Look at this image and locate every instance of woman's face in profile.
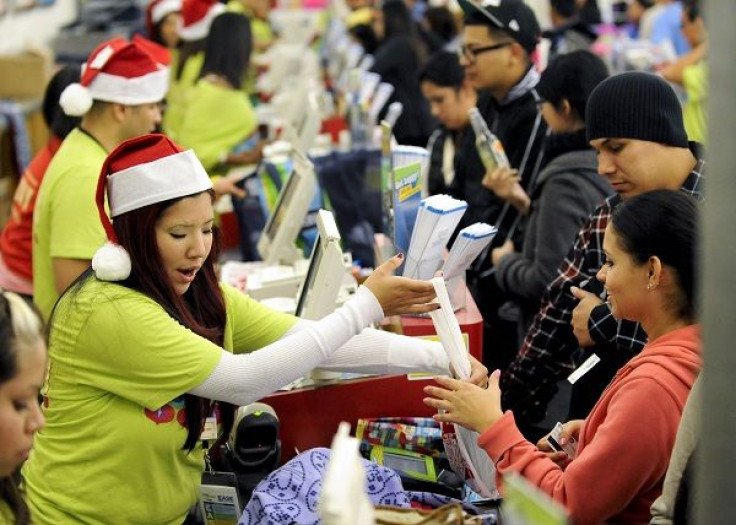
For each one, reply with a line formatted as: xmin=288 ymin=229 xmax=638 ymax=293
xmin=154 ymin=192 xmax=215 ymax=296
xmin=0 ymin=342 xmax=46 ymax=476
xmin=597 ymin=224 xmax=650 ymax=321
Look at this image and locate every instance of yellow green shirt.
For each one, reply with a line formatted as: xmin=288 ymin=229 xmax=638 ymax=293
xmin=163 ymin=51 xmax=205 ymax=141
xmin=682 ymin=61 xmax=707 ymax=145
xmin=177 ymin=80 xmax=258 ymax=173
xmin=32 ymin=128 xmax=108 ymax=320
xmin=23 ymin=279 xmax=295 ymax=524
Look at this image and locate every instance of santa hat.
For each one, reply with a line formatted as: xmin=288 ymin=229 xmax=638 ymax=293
xmin=59 ymin=37 xmax=169 ymax=117
xmin=132 ymin=34 xmax=173 ymax=68
xmin=179 ymin=0 xmax=226 ymax=42
xmin=145 ymin=0 xmax=182 ymax=36
xmin=92 ymin=134 xmax=213 ymax=281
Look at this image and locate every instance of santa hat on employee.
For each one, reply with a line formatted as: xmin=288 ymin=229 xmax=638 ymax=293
xmin=132 ymin=34 xmax=173 ymax=69
xmin=92 ymin=134 xmax=213 ymax=281
xmin=145 ymin=0 xmax=182 ymax=36
xmin=59 ymin=37 xmax=169 ymax=117
xmin=179 ymin=0 xmax=226 ymax=42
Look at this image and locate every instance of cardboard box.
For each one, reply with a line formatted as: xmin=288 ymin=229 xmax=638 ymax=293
xmin=0 ymin=48 xmax=54 ymax=100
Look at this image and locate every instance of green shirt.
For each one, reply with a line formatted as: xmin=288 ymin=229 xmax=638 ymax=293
xmin=177 ymin=80 xmax=257 ymax=173
xmin=682 ymin=61 xmax=707 ymax=145
xmin=23 ymin=279 xmax=295 ymax=524
xmin=32 ymin=128 xmax=108 ymax=320
xmin=163 ymin=51 xmax=205 ymax=141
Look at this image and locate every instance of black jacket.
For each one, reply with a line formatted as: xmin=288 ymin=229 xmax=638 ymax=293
xmin=371 ymin=35 xmax=435 ymax=146
xmin=448 ymin=73 xmax=547 ymax=242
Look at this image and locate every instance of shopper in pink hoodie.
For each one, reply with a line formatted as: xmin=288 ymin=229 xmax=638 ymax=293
xmin=424 ymin=190 xmax=701 ymax=524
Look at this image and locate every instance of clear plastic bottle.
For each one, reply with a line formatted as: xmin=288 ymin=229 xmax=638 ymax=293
xmin=468 ymin=107 xmax=510 ymax=172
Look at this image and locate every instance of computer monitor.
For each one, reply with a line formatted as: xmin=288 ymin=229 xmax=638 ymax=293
xmin=294 ymin=210 xmax=346 ymax=321
xmin=257 ymin=150 xmax=317 ymax=265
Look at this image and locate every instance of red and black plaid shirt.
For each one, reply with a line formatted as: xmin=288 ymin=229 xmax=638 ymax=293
xmin=501 ymin=153 xmax=706 ymax=422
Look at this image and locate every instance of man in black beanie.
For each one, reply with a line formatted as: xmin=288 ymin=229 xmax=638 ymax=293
xmin=501 ymin=71 xmax=706 ymax=439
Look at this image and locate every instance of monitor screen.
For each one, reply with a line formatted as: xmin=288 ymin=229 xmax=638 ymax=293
xmin=264 ymin=169 xmax=301 ymax=241
xmin=383 ymin=452 xmax=428 ymax=475
xmin=294 ymin=233 xmax=323 ymax=317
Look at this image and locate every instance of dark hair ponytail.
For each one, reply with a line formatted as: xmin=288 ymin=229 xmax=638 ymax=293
xmin=611 ymin=190 xmax=699 ymax=320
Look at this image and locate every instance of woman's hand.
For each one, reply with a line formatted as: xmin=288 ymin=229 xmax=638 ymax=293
xmin=536 ymin=419 xmax=583 ymax=470
xmin=491 ymin=240 xmax=515 ymax=267
xmin=212 ymin=176 xmax=246 ymax=199
xmin=423 ymin=370 xmax=503 ymax=434
xmin=467 ymin=354 xmax=489 ymax=387
xmin=362 ymin=254 xmax=439 ymax=316
xmin=450 ymin=354 xmax=489 ymax=386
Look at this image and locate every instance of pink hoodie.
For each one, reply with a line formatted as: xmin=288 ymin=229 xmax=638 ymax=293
xmin=479 ymin=324 xmax=701 ymax=524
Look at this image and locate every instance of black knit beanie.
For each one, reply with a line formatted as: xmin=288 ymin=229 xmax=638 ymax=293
xmin=586 ymin=71 xmax=689 ymax=147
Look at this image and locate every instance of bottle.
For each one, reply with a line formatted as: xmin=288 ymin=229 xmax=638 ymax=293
xmin=468 ymin=107 xmax=510 ymax=172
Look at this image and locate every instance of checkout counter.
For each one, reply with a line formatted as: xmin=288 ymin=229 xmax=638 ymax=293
xmin=262 ymin=284 xmax=483 ymax=463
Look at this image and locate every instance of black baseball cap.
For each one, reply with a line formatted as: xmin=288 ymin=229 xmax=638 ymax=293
xmin=459 ymin=0 xmax=541 ymax=55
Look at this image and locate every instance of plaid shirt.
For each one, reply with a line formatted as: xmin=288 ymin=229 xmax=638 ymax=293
xmin=501 ymin=151 xmax=706 ymax=422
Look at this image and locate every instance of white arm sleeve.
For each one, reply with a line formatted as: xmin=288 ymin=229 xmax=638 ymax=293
xmin=293 ymin=322 xmax=450 ymax=376
xmin=189 ymin=286 xmax=383 ymax=405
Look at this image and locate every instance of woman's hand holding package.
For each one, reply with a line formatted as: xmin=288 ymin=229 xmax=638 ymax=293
xmin=362 ymin=254 xmax=439 ymax=316
xmin=423 ymin=370 xmax=503 ymax=434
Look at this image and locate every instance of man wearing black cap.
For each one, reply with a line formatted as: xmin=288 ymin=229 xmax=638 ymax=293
xmin=452 ymin=0 xmax=548 ymax=372
xmin=502 ymin=72 xmax=705 ymax=438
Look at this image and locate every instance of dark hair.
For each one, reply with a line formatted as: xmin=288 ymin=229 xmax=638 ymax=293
xmin=419 ymin=50 xmax=465 ymax=88
xmin=611 ymin=190 xmax=699 ymax=321
xmin=350 ymin=24 xmax=379 ymax=55
xmin=199 ymin=12 xmax=252 ymax=90
xmin=0 ymin=292 xmax=44 ymax=525
xmin=112 ymin=190 xmax=234 ymax=452
xmin=42 ymin=65 xmax=81 ymax=140
xmin=382 ymin=0 xmax=428 ymax=64
xmin=634 ymin=0 xmax=655 ymax=7
xmin=149 ymin=12 xmax=178 ymax=48
xmin=424 ymin=7 xmax=458 ymax=43
xmin=176 ymin=38 xmax=206 ymax=81
xmin=683 ymin=0 xmax=700 ymax=22
xmin=382 ymin=0 xmax=414 ymax=39
xmin=537 ymin=50 xmax=609 ymax=122
xmin=551 ymin=0 xmax=578 ymax=18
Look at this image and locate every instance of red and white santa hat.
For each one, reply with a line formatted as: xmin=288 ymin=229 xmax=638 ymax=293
xmin=179 ymin=0 xmax=226 ymax=42
xmin=59 ymin=37 xmax=169 ymax=117
xmin=132 ymin=34 xmax=173 ymax=69
xmin=146 ymin=0 xmax=182 ymax=35
xmin=92 ymin=134 xmax=213 ymax=281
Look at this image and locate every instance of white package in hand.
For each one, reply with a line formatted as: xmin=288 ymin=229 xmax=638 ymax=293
xmin=429 ymin=277 xmax=470 ymax=379
xmin=428 ymin=277 xmax=500 ymax=499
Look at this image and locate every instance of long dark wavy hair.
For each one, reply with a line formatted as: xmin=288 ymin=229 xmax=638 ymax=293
xmin=199 ymin=12 xmax=252 ymax=90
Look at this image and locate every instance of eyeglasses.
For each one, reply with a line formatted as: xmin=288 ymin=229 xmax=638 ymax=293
xmin=459 ymin=42 xmax=514 ymax=64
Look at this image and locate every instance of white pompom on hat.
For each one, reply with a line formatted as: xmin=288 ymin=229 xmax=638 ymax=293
xmin=179 ymin=0 xmax=226 ymax=41
xmin=59 ymin=37 xmax=170 ymax=117
xmin=93 ymin=134 xmax=213 ymax=281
